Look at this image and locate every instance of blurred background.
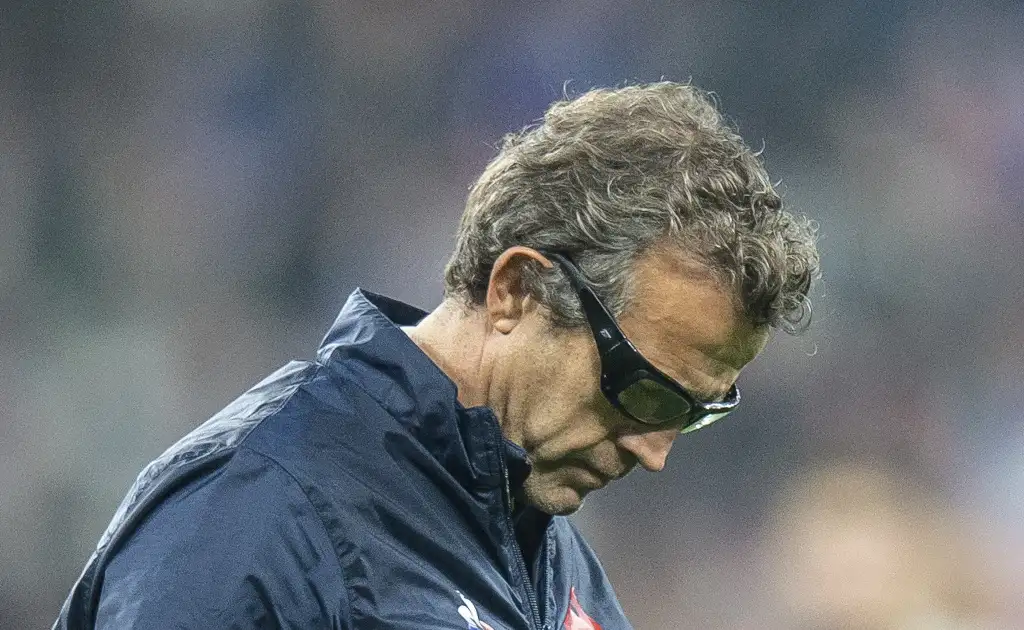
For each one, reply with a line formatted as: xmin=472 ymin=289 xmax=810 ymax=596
xmin=2 ymin=1 xmax=1022 ymax=628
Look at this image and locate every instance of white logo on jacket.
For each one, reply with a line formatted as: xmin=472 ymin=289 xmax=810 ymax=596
xmin=455 ymin=591 xmax=495 ymax=630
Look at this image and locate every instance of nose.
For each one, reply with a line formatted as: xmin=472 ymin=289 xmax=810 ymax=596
xmin=616 ymin=426 xmax=679 ymax=472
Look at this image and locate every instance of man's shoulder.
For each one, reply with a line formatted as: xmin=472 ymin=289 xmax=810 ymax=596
xmin=113 ymin=345 xmax=455 ymax=554
xmin=91 ymin=445 xmax=350 ymax=628
xmin=88 ymin=353 xmax=384 ymax=628
xmin=97 ymin=360 xmax=321 ymax=544
xmin=119 ymin=353 xmax=399 ymax=540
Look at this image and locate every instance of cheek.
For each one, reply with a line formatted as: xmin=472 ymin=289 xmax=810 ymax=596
xmin=521 ymin=333 xmax=613 ymax=454
xmin=527 ymin=398 xmax=619 ymax=463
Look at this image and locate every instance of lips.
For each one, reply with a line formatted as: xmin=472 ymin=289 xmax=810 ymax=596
xmin=571 ymin=456 xmax=627 ymax=488
xmin=581 ymin=465 xmax=615 ymax=488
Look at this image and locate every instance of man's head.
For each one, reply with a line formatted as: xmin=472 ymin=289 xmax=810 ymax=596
xmin=440 ymin=82 xmax=819 ymax=515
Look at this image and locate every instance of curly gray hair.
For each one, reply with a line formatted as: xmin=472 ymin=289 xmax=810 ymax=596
xmin=443 ymin=82 xmax=819 ymax=333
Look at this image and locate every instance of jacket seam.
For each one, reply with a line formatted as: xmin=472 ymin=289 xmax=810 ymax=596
xmin=236 ymin=445 xmax=353 ymax=623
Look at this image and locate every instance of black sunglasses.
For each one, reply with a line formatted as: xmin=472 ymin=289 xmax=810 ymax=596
xmin=542 ymin=251 xmax=739 ymax=433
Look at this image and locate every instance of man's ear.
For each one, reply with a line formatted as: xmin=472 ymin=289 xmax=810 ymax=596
xmin=485 ymin=247 xmax=553 ymax=334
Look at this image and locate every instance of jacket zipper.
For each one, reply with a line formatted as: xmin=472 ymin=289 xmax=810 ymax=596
xmin=495 ymin=435 xmax=544 ymax=630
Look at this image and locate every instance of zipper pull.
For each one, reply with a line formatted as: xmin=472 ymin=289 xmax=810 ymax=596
xmin=503 ymin=467 xmax=515 ymax=514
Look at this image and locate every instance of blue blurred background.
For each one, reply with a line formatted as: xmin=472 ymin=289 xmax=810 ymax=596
xmin=2 ymin=1 xmax=1022 ymax=628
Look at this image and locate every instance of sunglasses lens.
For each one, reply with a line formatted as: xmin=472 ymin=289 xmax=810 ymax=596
xmin=617 ymin=378 xmax=693 ymax=425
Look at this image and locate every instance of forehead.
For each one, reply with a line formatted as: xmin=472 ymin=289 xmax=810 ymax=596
xmin=616 ymin=249 xmax=769 ymax=390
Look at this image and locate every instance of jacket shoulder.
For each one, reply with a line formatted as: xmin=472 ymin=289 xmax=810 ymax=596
xmin=98 ymin=360 xmax=319 ymax=550
xmin=56 ymin=360 xmax=331 ymax=630
xmin=95 ymin=446 xmax=350 ymax=628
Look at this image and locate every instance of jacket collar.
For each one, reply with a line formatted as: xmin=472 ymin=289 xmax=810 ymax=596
xmin=316 ymin=289 xmax=532 ymax=493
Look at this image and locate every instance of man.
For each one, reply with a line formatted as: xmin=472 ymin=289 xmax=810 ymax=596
xmin=56 ymin=82 xmax=818 ymax=629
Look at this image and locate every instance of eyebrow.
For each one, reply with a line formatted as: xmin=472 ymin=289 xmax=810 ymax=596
xmin=649 ymin=355 xmax=726 ymax=404
xmin=641 ymin=356 xmax=718 ymax=404
xmin=660 ymin=368 xmax=726 ymax=404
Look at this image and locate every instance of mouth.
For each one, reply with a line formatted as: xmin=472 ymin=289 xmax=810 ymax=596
xmin=581 ymin=465 xmax=617 ymax=488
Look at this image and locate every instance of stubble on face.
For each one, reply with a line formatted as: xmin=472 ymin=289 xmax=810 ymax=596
xmin=520 ymin=425 xmax=626 ymax=515
xmin=497 ymin=319 xmax=630 ymax=515
xmin=506 ymin=250 xmax=771 ymax=515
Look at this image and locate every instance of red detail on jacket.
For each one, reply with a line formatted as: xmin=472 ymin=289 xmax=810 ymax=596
xmin=564 ymin=587 xmax=603 ymax=630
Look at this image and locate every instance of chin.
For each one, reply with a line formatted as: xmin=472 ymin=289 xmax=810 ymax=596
xmin=525 ymin=485 xmax=587 ymax=516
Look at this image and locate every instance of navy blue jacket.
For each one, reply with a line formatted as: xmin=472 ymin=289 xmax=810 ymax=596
xmin=55 ymin=290 xmax=631 ymax=629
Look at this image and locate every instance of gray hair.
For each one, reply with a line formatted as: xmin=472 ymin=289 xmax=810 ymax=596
xmin=443 ymin=82 xmax=819 ymax=333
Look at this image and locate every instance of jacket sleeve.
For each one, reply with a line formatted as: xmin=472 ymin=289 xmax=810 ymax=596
xmin=94 ymin=447 xmax=351 ymax=629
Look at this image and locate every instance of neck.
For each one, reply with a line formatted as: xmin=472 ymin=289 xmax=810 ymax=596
xmin=403 ymin=299 xmax=494 ymax=411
